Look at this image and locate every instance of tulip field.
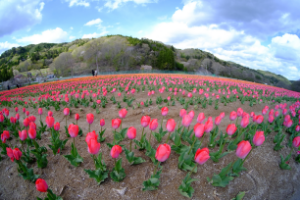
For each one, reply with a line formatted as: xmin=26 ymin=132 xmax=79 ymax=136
xmin=1 ymin=74 xmax=300 ymax=200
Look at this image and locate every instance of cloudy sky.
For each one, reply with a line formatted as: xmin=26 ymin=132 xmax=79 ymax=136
xmin=1 ymin=0 xmax=300 ymax=80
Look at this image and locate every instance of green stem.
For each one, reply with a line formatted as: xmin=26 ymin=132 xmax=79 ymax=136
xmin=93 ymin=154 xmax=96 ymax=169
xmin=188 ymin=137 xmax=197 ymax=155
xmin=179 ymin=127 xmax=185 ymax=139
xmin=130 ymin=140 xmax=132 ymax=152
xmin=189 ymin=163 xmax=197 ymax=174
xmin=33 ymin=139 xmax=39 ymax=150
xmin=241 ymin=147 xmax=254 ymax=166
xmin=73 ymin=137 xmax=76 ymax=149
xmin=65 ymin=116 xmax=67 ymax=128
xmin=166 ymin=132 xmax=171 ymax=143
xmin=141 ymin=127 xmax=144 ymax=139
xmin=200 ymin=133 xmax=206 ymax=145
xmin=153 ymin=161 xmax=160 ymax=174
xmin=149 ymin=130 xmax=152 ymax=144
xmin=113 ymin=130 xmax=116 ymax=144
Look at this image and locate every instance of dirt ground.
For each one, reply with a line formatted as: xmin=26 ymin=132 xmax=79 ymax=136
xmin=0 ymin=89 xmax=300 ymax=200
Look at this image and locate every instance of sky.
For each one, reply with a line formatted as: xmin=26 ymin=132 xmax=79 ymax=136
xmin=1 ymin=0 xmax=300 ymax=80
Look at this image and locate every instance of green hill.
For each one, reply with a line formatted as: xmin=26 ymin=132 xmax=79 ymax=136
xmin=0 ymin=35 xmax=294 ymax=90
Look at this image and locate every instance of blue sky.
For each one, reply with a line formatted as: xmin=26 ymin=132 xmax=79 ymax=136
xmin=1 ymin=0 xmax=300 ymax=80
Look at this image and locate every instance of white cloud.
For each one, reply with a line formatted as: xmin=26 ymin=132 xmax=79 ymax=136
xmin=0 ymin=42 xmax=20 ymax=55
xmin=104 ymin=0 xmax=158 ymax=10
xmin=16 ymin=28 xmax=68 ymax=44
xmin=85 ymin=18 xmax=102 ymax=26
xmin=69 ymin=36 xmax=76 ymax=40
xmin=65 ymin=0 xmax=90 ymax=7
xmin=82 ymin=30 xmax=108 ymax=39
xmin=145 ymin=1 xmax=300 ymax=80
xmin=0 ymin=0 xmax=44 ymax=37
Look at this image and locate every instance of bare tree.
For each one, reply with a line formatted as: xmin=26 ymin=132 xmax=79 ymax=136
xmin=50 ymin=52 xmax=75 ymax=77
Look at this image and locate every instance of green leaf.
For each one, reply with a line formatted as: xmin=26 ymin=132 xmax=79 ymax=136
xmin=63 ymin=143 xmax=83 ymax=167
xmin=178 ymin=173 xmax=198 ymax=198
xmin=110 ymin=158 xmax=126 ymax=182
xmin=142 ymin=166 xmax=162 ymax=191
xmin=84 ymin=169 xmax=109 ymax=185
xmin=231 ymin=191 xmax=246 ymax=200
xmin=124 ymin=148 xmax=146 ymax=165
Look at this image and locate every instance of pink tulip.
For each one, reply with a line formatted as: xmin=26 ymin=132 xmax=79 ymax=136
xmin=179 ymin=109 xmax=187 ymax=118
xmin=166 ymin=119 xmax=176 ymax=132
xmin=194 ymin=123 xmax=205 ymax=138
xmin=229 ymin=111 xmax=237 ymax=121
xmin=293 ymin=136 xmax=300 ymax=148
xmin=86 ymin=131 xmax=98 ymax=144
xmin=161 ymin=107 xmax=169 ymax=116
xmin=182 ymin=115 xmax=192 ymax=127
xmin=236 ymin=140 xmax=252 ymax=159
xmin=197 ymin=113 xmax=205 ymax=123
xmin=149 ymin=119 xmax=158 ymax=131
xmin=111 ymin=145 xmax=122 ymax=158
xmin=13 ymin=148 xmax=22 ymax=160
xmin=194 ymin=148 xmax=210 ymax=165
xmin=127 ymin=127 xmax=136 ymax=139
xmin=111 ymin=118 xmax=122 ymax=129
xmin=226 ymin=124 xmax=237 ymax=136
xmin=100 ymin=119 xmax=105 ymax=127
xmin=141 ymin=116 xmax=151 ymax=128
xmin=63 ymin=108 xmax=70 ymax=116
xmin=253 ymin=131 xmax=265 ymax=146
xmin=87 ymin=138 xmax=100 ymax=155
xmin=155 ymin=144 xmax=171 ymax=162
xmin=68 ymin=124 xmax=79 ymax=138
xmin=119 ymin=109 xmax=128 ymax=118
xmin=86 ymin=113 xmax=94 ymax=124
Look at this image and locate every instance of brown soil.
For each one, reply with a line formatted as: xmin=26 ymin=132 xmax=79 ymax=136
xmin=0 ymin=90 xmax=300 ymax=200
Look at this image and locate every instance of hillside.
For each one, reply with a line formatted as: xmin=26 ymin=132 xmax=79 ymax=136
xmin=0 ymin=35 xmax=294 ymax=90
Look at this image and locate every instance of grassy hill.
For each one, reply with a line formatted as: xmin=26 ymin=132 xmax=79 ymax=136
xmin=0 ymin=35 xmax=294 ymax=90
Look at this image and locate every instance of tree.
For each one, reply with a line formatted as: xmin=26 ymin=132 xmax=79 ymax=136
xmin=50 ymin=52 xmax=75 ymax=77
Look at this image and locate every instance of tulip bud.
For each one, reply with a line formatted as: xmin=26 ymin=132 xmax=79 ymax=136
xmin=166 ymin=119 xmax=176 ymax=132
xmin=111 ymin=145 xmax=122 ymax=158
xmin=149 ymin=119 xmax=158 ymax=131
xmin=127 ymin=127 xmax=136 ymax=139
xmin=155 ymin=144 xmax=171 ymax=162
xmin=236 ymin=140 xmax=251 ymax=159
xmin=194 ymin=148 xmax=210 ymax=165
xmin=161 ymin=107 xmax=169 ymax=116
xmin=141 ymin=116 xmax=151 ymax=128
xmin=253 ymin=131 xmax=265 ymax=146
xmin=194 ymin=123 xmax=205 ymax=138
xmin=100 ymin=119 xmax=105 ymax=127
xmin=86 ymin=113 xmax=94 ymax=124
xmin=119 ymin=108 xmax=128 ymax=118
xmin=35 ymin=178 xmax=48 ymax=193
xmin=226 ymin=124 xmax=237 ymax=136
xmin=111 ymin=118 xmax=122 ymax=129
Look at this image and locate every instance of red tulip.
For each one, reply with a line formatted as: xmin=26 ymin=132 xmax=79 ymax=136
xmin=182 ymin=114 xmax=192 ymax=127
xmin=127 ymin=127 xmax=136 ymax=139
xmin=15 ymin=107 xmax=19 ymax=112
xmin=226 ymin=124 xmax=237 ymax=136
xmin=85 ymin=131 xmax=98 ymax=144
xmin=296 ymin=125 xmax=300 ymax=132
xmin=15 ymin=113 xmax=20 ymax=120
xmin=149 ymin=119 xmax=158 ymax=131
xmin=111 ymin=145 xmax=122 ymax=158
xmin=179 ymin=109 xmax=187 ymax=118
xmin=253 ymin=131 xmax=265 ymax=146
xmin=236 ymin=140 xmax=252 ymax=159
xmin=274 ymin=111 xmax=280 ymax=117
xmin=28 ymin=128 xmax=36 ymax=139
xmin=13 ymin=148 xmax=22 ymax=160
xmin=293 ymin=136 xmax=300 ymax=148
xmin=155 ymin=143 xmax=171 ymax=162
xmin=25 ymin=111 xmax=30 ymax=116
xmin=23 ymin=118 xmax=30 ymax=127
xmin=194 ymin=123 xmax=205 ymax=138
xmin=100 ymin=119 xmax=105 ymax=127
xmin=118 ymin=108 xmax=128 ymax=119
xmin=240 ymin=116 xmax=249 ymax=128
xmin=54 ymin=122 xmax=60 ymax=131
xmin=141 ymin=116 xmax=151 ymax=127
xmin=38 ymin=108 xmax=43 ymax=115
xmin=6 ymin=147 xmax=14 ymax=162
xmin=111 ymin=118 xmax=122 ymax=129
xmin=2 ymin=130 xmax=9 ymax=140
xmin=188 ymin=110 xmax=195 ymax=119
xmin=237 ymin=108 xmax=243 ymax=117
xmin=204 ymin=117 xmax=213 ymax=133
xmin=35 ymin=178 xmax=48 ymax=192
xmin=45 ymin=116 xmax=55 ymax=128
xmin=63 ymin=108 xmax=70 ymax=116
xmin=87 ymin=138 xmax=100 ymax=155
xmin=0 ymin=115 xmax=4 ymax=122
xmin=194 ymin=148 xmax=210 ymax=165
xmin=48 ymin=111 xmax=53 ymax=117
xmin=18 ymin=130 xmax=27 ymax=141
xmin=28 ymin=115 xmax=36 ymax=123
xmin=68 ymin=124 xmax=79 ymax=138
xmin=1 ymin=134 xmax=6 ymax=143
xmin=229 ymin=111 xmax=237 ymax=121
xmin=214 ymin=116 xmax=222 ymax=125
xmin=166 ymin=119 xmax=176 ymax=132
xmin=284 ymin=119 xmax=293 ymax=128
xmin=255 ymin=115 xmax=264 ymax=124
xmin=161 ymin=107 xmax=169 ymax=116
xmin=86 ymin=113 xmax=94 ymax=124
xmin=10 ymin=117 xmax=16 ymax=124
xmin=29 ymin=122 xmax=37 ymax=130
xmin=268 ymin=115 xmax=274 ymax=123
xmin=219 ymin=112 xmax=225 ymax=119
xmin=22 ymin=108 xmax=26 ymax=113
xmin=75 ymin=113 xmax=80 ymax=121
xmin=197 ymin=112 xmax=205 ymax=123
